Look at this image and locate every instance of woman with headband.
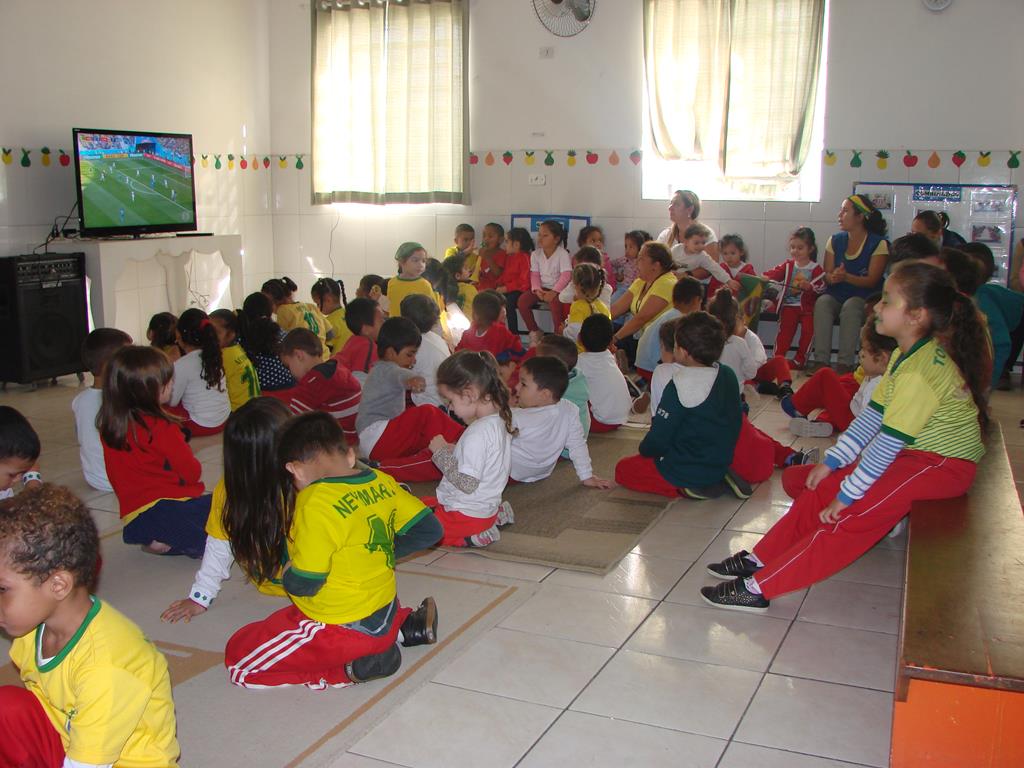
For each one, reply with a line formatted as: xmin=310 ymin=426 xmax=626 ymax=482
xmin=810 ymin=195 xmax=890 ymax=374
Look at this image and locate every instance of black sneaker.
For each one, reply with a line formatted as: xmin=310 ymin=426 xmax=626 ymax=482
xmin=700 ymin=578 xmax=769 ymax=613
xmin=680 ymin=481 xmax=728 ymax=500
xmin=777 ymin=383 xmax=794 ymax=400
xmin=400 ymin=597 xmax=438 ymax=647
xmin=756 ymin=381 xmax=781 ymax=396
xmin=706 ymin=550 xmax=761 ymax=580
xmin=345 ymin=644 xmax=402 ymax=683
xmin=723 ymin=469 xmax=753 ymax=499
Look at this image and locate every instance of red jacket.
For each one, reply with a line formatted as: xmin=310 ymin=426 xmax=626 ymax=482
xmin=273 ymin=360 xmax=361 ymax=440
xmin=706 ymin=262 xmax=756 ymax=300
xmin=334 ymin=334 xmax=377 ymax=374
xmin=456 ymin=322 xmax=525 ymax=363
xmin=762 ymin=259 xmax=826 ymax=314
xmin=103 ymin=415 xmax=204 ymax=518
xmin=476 ymin=249 xmax=507 ymax=292
xmin=499 ymin=252 xmax=531 ymax=293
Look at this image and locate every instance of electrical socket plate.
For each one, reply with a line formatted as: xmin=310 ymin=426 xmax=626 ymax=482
xmin=528 ymin=174 xmax=546 ymax=186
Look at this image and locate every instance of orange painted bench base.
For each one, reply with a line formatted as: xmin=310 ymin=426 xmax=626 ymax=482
xmin=892 ymin=679 xmax=1024 ymax=767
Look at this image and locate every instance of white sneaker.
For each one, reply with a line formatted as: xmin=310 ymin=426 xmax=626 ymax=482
xmin=789 ymin=417 xmax=833 ymax=438
xmin=468 ymin=524 xmax=501 ymax=547
xmin=496 ymin=501 xmax=515 ymax=527
xmin=888 ymin=519 xmax=907 ymax=539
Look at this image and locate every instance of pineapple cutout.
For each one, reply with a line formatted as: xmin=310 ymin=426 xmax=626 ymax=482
xmin=484 ymin=151 xmax=495 ymax=166
xmin=295 ymin=155 xmax=304 ymax=169
xmin=927 ymin=151 xmax=941 ymax=168
xmin=40 ymin=147 xmax=51 ymax=167
xmin=214 ymin=154 xmax=222 ymax=170
xmin=824 ymin=150 xmax=837 ymax=166
xmin=524 ymin=151 xmax=535 ymax=166
xmin=20 ymin=149 xmax=30 ymax=167
xmin=201 ymin=154 xmax=209 ymax=168
xmin=279 ymin=155 xmax=288 ymax=169
xmin=608 ymin=150 xmax=620 ymax=166
xmin=567 ymin=150 xmax=577 ymax=167
xmin=875 ymin=151 xmax=889 ymax=169
xmin=227 ymin=154 xmax=235 ymax=170
xmin=849 ymin=151 xmax=862 ymax=168
xmin=543 ymin=151 xmax=555 ymax=166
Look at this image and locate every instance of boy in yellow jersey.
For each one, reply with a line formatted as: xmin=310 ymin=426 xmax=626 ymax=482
xmin=225 ymin=412 xmax=441 ymax=689
xmin=0 ymin=485 xmax=179 ymax=766
xmin=444 ymin=223 xmax=480 ymax=281
xmin=210 ymin=309 xmax=261 ymax=410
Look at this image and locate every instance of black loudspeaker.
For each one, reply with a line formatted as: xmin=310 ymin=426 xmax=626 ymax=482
xmin=0 ymin=253 xmax=88 ymax=384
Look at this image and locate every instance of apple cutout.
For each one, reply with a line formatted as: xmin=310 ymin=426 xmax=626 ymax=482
xmin=59 ymin=149 xmax=70 ymax=167
xmin=952 ymin=151 xmax=966 ymax=167
xmin=586 ymin=150 xmax=598 ymax=165
xmin=468 ymin=152 xmax=478 ymax=165
xmin=903 ymin=151 xmax=918 ymax=168
xmin=240 ymin=156 xmax=248 ymax=169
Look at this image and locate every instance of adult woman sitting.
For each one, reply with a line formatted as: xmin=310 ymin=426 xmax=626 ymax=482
xmin=811 ymin=195 xmax=889 ymax=373
xmin=657 ymin=189 xmax=719 ymax=264
xmin=912 ymin=209 xmax=967 ymax=249
xmin=611 ymin=241 xmax=677 ymax=368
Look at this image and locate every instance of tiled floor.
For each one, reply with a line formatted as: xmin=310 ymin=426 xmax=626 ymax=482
xmin=1 ymin=375 xmax=1020 ymax=768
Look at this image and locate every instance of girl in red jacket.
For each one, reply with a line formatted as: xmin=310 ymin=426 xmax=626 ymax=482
xmin=706 ymin=234 xmax=756 ymax=299
xmin=498 ymin=227 xmax=534 ymax=336
xmin=99 ymin=346 xmax=210 ymax=558
xmin=762 ymin=227 xmax=825 ymax=369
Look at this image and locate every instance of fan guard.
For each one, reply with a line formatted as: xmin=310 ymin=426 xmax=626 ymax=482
xmin=532 ymin=0 xmax=594 ymax=38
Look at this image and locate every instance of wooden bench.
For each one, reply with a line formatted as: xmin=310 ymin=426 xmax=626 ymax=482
xmin=892 ymin=423 xmax=1024 ymax=766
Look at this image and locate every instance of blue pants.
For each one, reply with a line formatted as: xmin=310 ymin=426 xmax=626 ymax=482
xmin=122 ymin=495 xmax=211 ymax=558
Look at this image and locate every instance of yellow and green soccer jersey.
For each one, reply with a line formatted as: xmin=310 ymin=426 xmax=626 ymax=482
xmin=325 ymin=307 xmax=352 ymax=355
xmin=204 ymin=479 xmax=286 ymax=597
xmin=276 ymin=302 xmax=331 ymax=360
xmin=286 ymin=469 xmax=431 ymax=624
xmin=869 ymin=336 xmax=984 ymax=461
xmin=568 ymin=298 xmax=611 ymax=325
xmin=387 ymin=277 xmax=439 ymax=319
xmin=10 ymin=598 xmax=180 ymax=767
xmin=221 ymin=344 xmax=260 ymax=411
xmin=457 ymin=282 xmax=478 ymax=312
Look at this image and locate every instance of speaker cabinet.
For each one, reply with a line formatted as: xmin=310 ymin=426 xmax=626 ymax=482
xmin=0 ymin=253 xmax=88 ymax=384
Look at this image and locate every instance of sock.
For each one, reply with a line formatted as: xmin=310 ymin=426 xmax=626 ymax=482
xmin=745 ymin=552 xmax=764 ymax=567
xmin=784 ymin=451 xmax=800 ymax=467
xmin=780 ymin=395 xmax=799 ymax=418
xmin=744 ymin=576 xmax=762 ymax=594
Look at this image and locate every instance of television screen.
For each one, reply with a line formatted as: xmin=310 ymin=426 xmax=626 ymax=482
xmin=72 ymin=128 xmax=198 ymax=237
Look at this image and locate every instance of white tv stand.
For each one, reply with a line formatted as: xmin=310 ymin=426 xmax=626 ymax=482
xmin=48 ymin=235 xmax=243 ymax=344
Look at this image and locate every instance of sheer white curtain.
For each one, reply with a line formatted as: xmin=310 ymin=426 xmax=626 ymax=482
xmin=644 ymin=0 xmax=825 ymax=189
xmin=312 ymin=0 xmax=467 ymax=204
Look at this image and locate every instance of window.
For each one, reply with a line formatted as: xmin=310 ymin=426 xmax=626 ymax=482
xmin=641 ymin=0 xmax=828 ymax=201
xmin=312 ymin=0 xmax=467 ymax=204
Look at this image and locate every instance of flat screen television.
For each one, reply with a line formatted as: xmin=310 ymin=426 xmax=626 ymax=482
xmin=72 ymin=127 xmax=198 ymax=237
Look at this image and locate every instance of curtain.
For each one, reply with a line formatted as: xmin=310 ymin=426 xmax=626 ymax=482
xmin=643 ymin=0 xmax=824 ymax=184
xmin=312 ymin=0 xmax=467 ymax=205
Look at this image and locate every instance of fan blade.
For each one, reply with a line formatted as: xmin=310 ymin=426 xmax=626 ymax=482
xmin=568 ymin=0 xmax=592 ymax=22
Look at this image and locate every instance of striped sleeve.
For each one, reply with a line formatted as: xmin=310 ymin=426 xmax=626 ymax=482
xmin=836 ymin=431 xmax=907 ymax=505
xmin=823 ymin=405 xmax=883 ymax=469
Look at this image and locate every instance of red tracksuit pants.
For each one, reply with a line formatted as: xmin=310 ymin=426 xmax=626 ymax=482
xmin=225 ymin=602 xmax=411 ymax=689
xmin=370 ymin=405 xmax=465 ymax=483
xmin=753 ymin=451 xmax=976 ymax=599
xmin=517 ymin=291 xmax=568 ymax=333
xmin=422 ymin=496 xmax=498 ymax=546
xmin=0 ymin=687 xmax=64 ymax=767
xmin=754 ymin=356 xmax=793 ymax=386
xmin=774 ymin=305 xmax=814 ymax=365
xmin=791 ymin=368 xmax=860 ymax=432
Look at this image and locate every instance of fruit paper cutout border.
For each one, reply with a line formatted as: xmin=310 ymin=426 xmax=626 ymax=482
xmin=0 ymin=149 xmax=313 ymax=170
xmin=468 ymin=149 xmax=642 ymax=167
xmin=822 ymin=149 xmax=1020 ymax=170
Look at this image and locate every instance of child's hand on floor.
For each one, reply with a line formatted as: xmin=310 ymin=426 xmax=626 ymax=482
xmin=161 ymin=599 xmax=207 ymax=623
xmin=819 ymin=497 xmax=847 ymax=524
xmin=406 ymin=376 xmax=427 ymax=393
xmin=805 ymin=463 xmax=832 ymax=490
xmin=582 ymin=475 xmax=614 ymax=490
xmin=428 ymin=435 xmax=453 ymax=454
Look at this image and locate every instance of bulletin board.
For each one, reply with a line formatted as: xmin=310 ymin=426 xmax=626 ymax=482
xmin=511 ymin=213 xmax=591 ymax=249
xmin=853 ymin=182 xmax=1018 ymax=285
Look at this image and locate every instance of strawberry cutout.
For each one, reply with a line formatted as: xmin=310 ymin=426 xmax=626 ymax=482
xmin=567 ymin=150 xmax=577 ymax=167
xmin=824 ymin=150 xmax=836 ymax=166
xmin=952 ymin=151 xmax=966 ymax=167
xmin=1009 ymin=151 xmax=1020 ymax=169
xmin=876 ymin=150 xmax=889 ymax=170
xmin=850 ymin=151 xmax=862 ymax=168
xmin=41 ymin=147 xmax=51 ymax=167
xmin=468 ymin=152 xmax=478 ymax=165
xmin=295 ymin=155 xmax=304 ymax=169
xmin=279 ymin=156 xmax=288 ymax=169
xmin=608 ymin=150 xmax=620 ymax=166
xmin=20 ymin=149 xmax=30 ymax=167
xmin=629 ymin=150 xmax=642 ymax=165
xmin=927 ymin=151 xmax=941 ymax=169
xmin=524 ymin=151 xmax=535 ymax=166
xmin=543 ymin=151 xmax=555 ymax=166
xmin=586 ymin=150 xmax=598 ymax=165
xmin=903 ymin=151 xmax=918 ymax=168
xmin=214 ymin=154 xmax=222 ymax=170
xmin=201 ymin=154 xmax=209 ymax=168
xmin=263 ymin=156 xmax=271 ymax=169
xmin=240 ymin=156 xmax=248 ymax=170
xmin=59 ymin=149 xmax=70 ymax=167
xmin=484 ymin=151 xmax=495 ymax=166
xmin=977 ymin=151 xmax=991 ymax=168
xmin=502 ymin=151 xmax=513 ymax=166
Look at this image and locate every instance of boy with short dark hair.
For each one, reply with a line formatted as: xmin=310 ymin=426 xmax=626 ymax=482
xmin=0 ymin=406 xmax=42 ymax=501
xmin=576 ymin=315 xmax=632 ymax=431
xmin=456 ymin=291 xmax=525 ymax=363
xmin=445 ymin=223 xmax=478 ymax=279
xmin=73 ymin=328 xmax=132 ymax=492
xmin=336 ymin=297 xmax=385 ymax=378
xmin=402 ymin=293 xmax=451 ymax=409
xmin=355 ymin=318 xmax=464 ymax=482
xmin=277 ymin=328 xmax=362 ymax=441
xmin=0 ymin=484 xmax=179 ymax=766
xmin=535 ymin=334 xmax=590 ymax=441
xmin=635 ymin=275 xmax=704 ymax=377
xmin=510 ymin=357 xmax=613 ymax=488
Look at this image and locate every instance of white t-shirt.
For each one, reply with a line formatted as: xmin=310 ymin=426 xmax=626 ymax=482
xmin=530 ymin=247 xmax=573 ymax=290
xmin=510 ymin=401 xmax=592 ymax=482
xmin=72 ymin=388 xmax=111 ymax=492
xmin=576 ymin=351 xmax=631 ymax=426
xmin=170 ymin=349 xmax=231 ymax=428
xmin=673 ymin=249 xmax=731 ymax=284
xmin=850 ymin=374 xmax=881 ymax=418
xmin=412 ymin=331 xmax=451 ymax=408
xmin=436 ymin=414 xmax=512 ymax=518
xmin=657 ymin=224 xmax=719 ymax=249
xmin=557 ymin=282 xmax=613 ymax=307
xmin=718 ymin=330 xmax=767 ymax=391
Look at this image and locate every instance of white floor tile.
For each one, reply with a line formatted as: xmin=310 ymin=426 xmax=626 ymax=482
xmin=735 ymin=674 xmax=893 ymax=767
xmin=572 ymin=650 xmax=762 ymax=739
xmin=628 ymin=602 xmax=791 ymax=672
xmin=771 ymin=622 xmax=898 ymax=692
xmin=427 ymin=551 xmax=554 ymax=582
xmin=544 ymin=553 xmax=690 ymax=600
xmin=432 ymin=627 xmax=613 ymax=708
xmin=351 ymin=682 xmax=559 ymax=768
xmin=499 ymin=584 xmax=656 ymax=647
xmin=630 ymin=518 xmax=720 ymax=561
xmin=519 ymin=711 xmax=726 ymax=768
xmin=719 ymin=742 xmax=871 ymax=768
xmin=798 ymin=581 xmax=901 ymax=635
xmin=832 ymin=546 xmax=906 ymax=589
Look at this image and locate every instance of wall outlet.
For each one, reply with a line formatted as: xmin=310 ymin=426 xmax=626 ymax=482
xmin=528 ymin=174 xmax=546 ymax=186
xmin=539 ymin=46 xmax=554 ymax=59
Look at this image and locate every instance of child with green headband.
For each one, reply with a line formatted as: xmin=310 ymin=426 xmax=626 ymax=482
xmin=387 ymin=243 xmax=444 ymax=325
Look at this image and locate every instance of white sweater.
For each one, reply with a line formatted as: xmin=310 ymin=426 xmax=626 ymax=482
xmin=72 ymin=388 xmax=111 ymax=492
xmin=718 ymin=330 xmax=767 ymax=392
xmin=576 ymin=351 xmax=631 ymax=426
xmin=411 ymin=331 xmax=451 ymax=408
xmin=171 ymin=349 xmax=231 ymax=428
xmin=510 ymin=401 xmax=592 ymax=482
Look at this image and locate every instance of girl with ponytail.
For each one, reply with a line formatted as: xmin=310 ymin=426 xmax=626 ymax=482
xmin=703 ymin=261 xmax=990 ymax=613
xmin=167 ymin=308 xmax=231 ymax=436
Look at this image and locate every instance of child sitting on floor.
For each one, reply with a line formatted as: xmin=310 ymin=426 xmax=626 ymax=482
xmin=388 ymin=243 xmax=442 ymax=321
xmin=225 ymin=412 xmax=440 ymax=689
xmin=783 ymin=320 xmax=897 ymax=438
xmin=424 ymin=351 xmax=517 ymax=548
xmin=443 ymin=252 xmax=478 ymax=313
xmin=0 ymin=406 xmax=42 ymax=501
xmin=147 ymin=311 xmax=180 ymax=361
xmin=403 ymin=294 xmax=451 ymax=409
xmin=576 ymin=315 xmax=632 ymax=431
xmin=562 ymin=261 xmax=611 ymax=349
xmin=73 ymin=328 xmax=131 ymax=493
xmin=209 ymin=309 xmax=261 ymax=411
xmin=535 ymin=334 xmax=591 ymax=443
xmin=0 ymin=485 xmax=179 ymax=766
xmin=355 ymin=318 xmax=465 ymax=482
xmin=100 ymin=346 xmax=210 ymax=558
xmin=557 ymin=246 xmax=614 ymax=309
xmin=263 ymin=277 xmax=330 ymax=359
xmin=476 ymin=222 xmax=507 ymax=292
xmin=167 ymin=308 xmax=231 ymax=436
xmin=635 ymin=276 xmax=703 ymax=380
xmin=277 ymin=328 xmax=362 ymax=441
xmin=311 ymin=277 xmax=352 ymax=355
xmin=238 ymin=292 xmax=295 ymax=392
xmin=614 ymin=312 xmax=748 ymax=500
xmin=510 ymin=357 xmax=613 ymax=488
xmin=336 ymin=297 xmax=385 ymax=380
xmin=456 ymin=291 xmax=525 ymax=363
